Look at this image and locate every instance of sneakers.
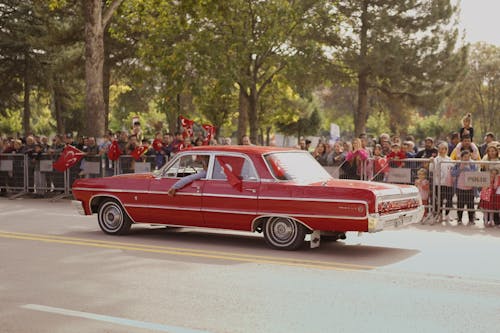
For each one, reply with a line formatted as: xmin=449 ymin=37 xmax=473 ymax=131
xmin=457 ymin=220 xmax=463 ymax=226
xmin=468 ymin=221 xmax=476 ymax=226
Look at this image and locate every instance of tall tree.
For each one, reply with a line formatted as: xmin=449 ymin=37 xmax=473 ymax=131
xmin=451 ymin=43 xmax=499 ymax=135
xmin=82 ymin=0 xmax=124 ymax=137
xmin=329 ymin=0 xmax=467 ymax=136
xmin=0 ymin=0 xmax=48 ymax=135
xmin=191 ymin=0 xmax=326 ymax=144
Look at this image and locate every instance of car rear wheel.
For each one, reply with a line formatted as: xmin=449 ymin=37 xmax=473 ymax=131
xmin=263 ymin=217 xmax=306 ymax=250
xmin=97 ymin=200 xmax=131 ymax=235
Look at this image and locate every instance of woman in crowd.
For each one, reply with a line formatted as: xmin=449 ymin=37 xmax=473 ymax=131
xmin=429 ymin=142 xmax=454 ymax=224
xmin=481 ymin=143 xmax=499 ymax=171
xmin=313 ymin=142 xmax=328 ymax=166
xmin=327 ymin=141 xmax=346 ymax=167
xmin=344 ymin=138 xmax=368 ymax=180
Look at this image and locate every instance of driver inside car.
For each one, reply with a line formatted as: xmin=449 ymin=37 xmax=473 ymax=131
xmin=167 ymin=155 xmax=209 ymax=197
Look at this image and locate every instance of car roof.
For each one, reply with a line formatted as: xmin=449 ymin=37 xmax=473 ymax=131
xmin=186 ymin=145 xmax=297 ymax=155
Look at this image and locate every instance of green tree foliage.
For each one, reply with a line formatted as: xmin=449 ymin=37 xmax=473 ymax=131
xmin=1 ymin=0 xmax=480 ymax=144
xmin=450 ymin=43 xmax=499 ymax=136
xmin=324 ymin=0 xmax=467 ymax=136
xmin=0 ymin=0 xmax=49 ymax=134
xmin=188 ymin=0 xmax=327 ymax=143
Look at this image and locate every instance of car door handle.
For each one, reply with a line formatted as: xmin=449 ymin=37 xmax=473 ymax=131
xmin=191 ymin=184 xmax=201 ymax=192
xmin=244 ymin=188 xmax=256 ymax=193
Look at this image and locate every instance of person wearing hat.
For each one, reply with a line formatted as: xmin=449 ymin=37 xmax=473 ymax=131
xmin=416 ymin=137 xmax=438 ymax=158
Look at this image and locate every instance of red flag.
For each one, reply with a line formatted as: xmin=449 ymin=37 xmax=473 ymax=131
xmin=202 ymin=124 xmax=216 ymax=145
xmin=107 ymin=140 xmax=121 ymax=161
xmin=152 ymin=139 xmax=163 ymax=152
xmin=53 ymin=145 xmax=85 ymax=172
xmin=216 ymin=156 xmax=244 ymax=191
xmin=131 ymin=145 xmax=148 ymax=160
xmin=179 ymin=115 xmax=194 ymax=139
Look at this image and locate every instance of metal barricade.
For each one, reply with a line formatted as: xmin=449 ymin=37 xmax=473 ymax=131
xmin=434 ymin=159 xmax=500 ymax=226
xmin=79 ymin=154 xmax=102 ymax=178
xmin=115 ymin=154 xmax=157 ymax=175
xmin=0 ymin=153 xmax=27 ymax=197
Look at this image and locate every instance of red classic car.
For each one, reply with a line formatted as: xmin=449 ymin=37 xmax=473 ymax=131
xmin=72 ymin=146 xmax=424 ymax=250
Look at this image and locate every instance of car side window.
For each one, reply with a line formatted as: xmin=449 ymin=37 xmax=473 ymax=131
xmin=164 ymin=154 xmax=208 ymax=178
xmin=212 ymin=156 xmax=257 ymax=181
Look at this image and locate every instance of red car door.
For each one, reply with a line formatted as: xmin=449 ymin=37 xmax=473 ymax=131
xmin=202 ymin=154 xmax=259 ymax=231
xmin=146 ymin=153 xmax=206 ymax=226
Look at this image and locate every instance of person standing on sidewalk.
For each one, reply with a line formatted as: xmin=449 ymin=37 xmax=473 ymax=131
xmin=450 ymin=150 xmax=477 ymax=225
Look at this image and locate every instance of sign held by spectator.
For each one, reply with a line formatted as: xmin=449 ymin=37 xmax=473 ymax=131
xmin=464 ymin=171 xmax=490 ymax=187
xmin=387 ymin=168 xmax=412 ymax=184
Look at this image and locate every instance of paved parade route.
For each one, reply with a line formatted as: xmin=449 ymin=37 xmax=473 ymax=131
xmin=1 ymin=197 xmax=499 ymax=333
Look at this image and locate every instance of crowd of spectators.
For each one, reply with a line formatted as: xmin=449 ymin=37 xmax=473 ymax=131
xmin=1 ymin=115 xmax=498 ymax=227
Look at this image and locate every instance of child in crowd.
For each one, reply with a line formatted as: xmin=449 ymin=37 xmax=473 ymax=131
xmin=459 ymin=113 xmax=474 ymax=141
xmin=387 ymin=143 xmax=406 ymax=168
xmin=450 ymin=150 xmax=477 ymax=225
xmin=480 ymin=168 xmax=499 ymax=227
xmin=372 ymin=144 xmax=389 ymax=181
xmin=415 ymin=168 xmax=431 ymax=223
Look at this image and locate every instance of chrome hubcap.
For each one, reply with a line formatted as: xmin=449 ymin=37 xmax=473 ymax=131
xmin=103 ymin=205 xmax=122 ymax=230
xmin=271 ymin=218 xmax=296 ymax=243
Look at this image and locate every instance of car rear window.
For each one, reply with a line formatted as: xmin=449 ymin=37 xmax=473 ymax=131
xmin=264 ymin=151 xmax=332 ymax=184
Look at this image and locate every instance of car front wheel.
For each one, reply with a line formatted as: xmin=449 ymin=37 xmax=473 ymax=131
xmin=97 ymin=200 xmax=132 ymax=235
xmin=263 ymin=217 xmax=306 ymax=250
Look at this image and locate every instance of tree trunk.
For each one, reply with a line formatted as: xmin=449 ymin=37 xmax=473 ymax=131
xmin=53 ymin=83 xmax=65 ymax=134
xmin=23 ymin=54 xmax=31 ymax=136
xmin=84 ymin=0 xmax=105 ymax=137
xmin=355 ymin=0 xmax=369 ymax=137
xmin=247 ymin=86 xmax=259 ymax=145
xmin=103 ymin=47 xmax=111 ymax=133
xmin=266 ymin=126 xmax=271 ymax=146
xmin=237 ymin=86 xmax=249 ymax=144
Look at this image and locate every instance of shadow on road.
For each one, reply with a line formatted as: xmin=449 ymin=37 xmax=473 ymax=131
xmin=71 ymin=226 xmax=420 ymax=270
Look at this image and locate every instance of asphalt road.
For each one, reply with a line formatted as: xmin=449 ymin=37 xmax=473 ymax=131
xmin=0 ymin=197 xmax=499 ymax=333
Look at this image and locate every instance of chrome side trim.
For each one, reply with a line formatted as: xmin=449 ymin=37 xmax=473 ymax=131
xmin=202 ymin=193 xmax=258 ymax=200
xmin=259 ymin=196 xmax=368 ymax=205
xmin=121 ymin=203 xmax=365 ymax=220
xmin=74 ymin=187 xmax=370 ymax=206
xmin=73 ymin=187 xmax=140 ymax=193
xmin=73 ymin=187 xmax=202 ymax=197
xmin=125 ymin=204 xmax=201 ymax=212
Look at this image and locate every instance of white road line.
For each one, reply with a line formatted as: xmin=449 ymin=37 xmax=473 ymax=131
xmin=21 ymin=304 xmax=211 ymax=333
xmin=0 ymin=208 xmax=37 ymax=216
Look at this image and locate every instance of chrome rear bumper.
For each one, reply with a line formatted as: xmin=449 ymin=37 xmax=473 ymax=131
xmin=368 ymin=205 xmax=424 ymax=232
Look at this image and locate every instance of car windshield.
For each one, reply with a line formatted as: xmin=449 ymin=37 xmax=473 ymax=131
xmin=264 ymin=151 xmax=332 ymax=184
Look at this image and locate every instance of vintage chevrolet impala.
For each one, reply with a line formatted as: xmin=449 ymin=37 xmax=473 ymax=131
xmin=72 ymin=146 xmax=424 ymax=250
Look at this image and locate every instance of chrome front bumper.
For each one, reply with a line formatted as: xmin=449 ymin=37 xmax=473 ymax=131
xmin=368 ymin=205 xmax=424 ymax=233
xmin=71 ymin=200 xmax=86 ymax=216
